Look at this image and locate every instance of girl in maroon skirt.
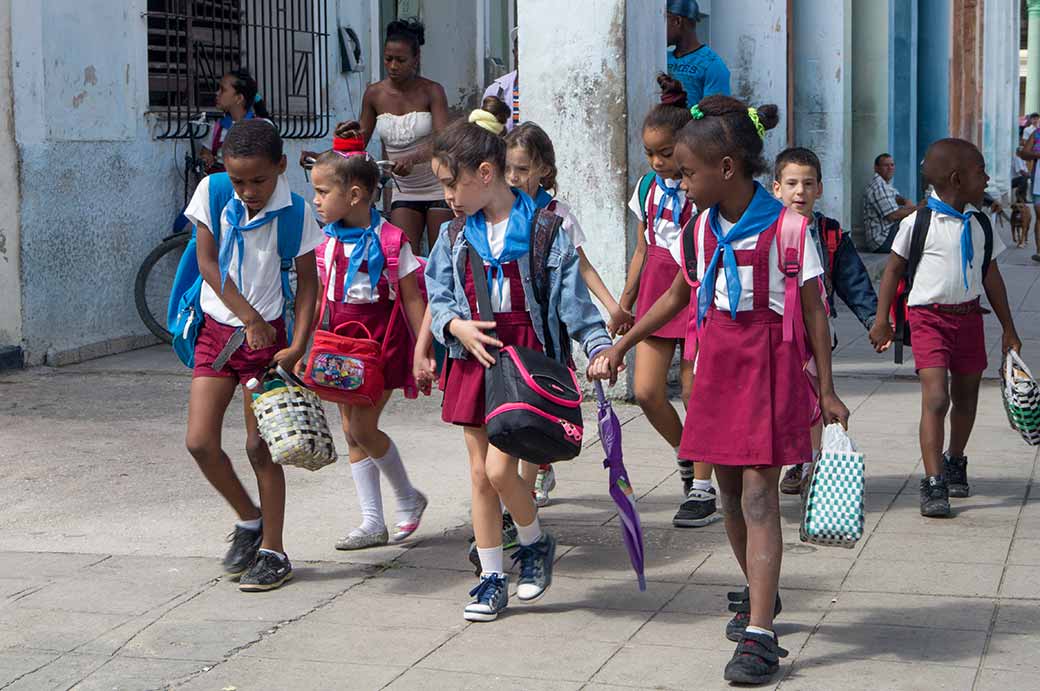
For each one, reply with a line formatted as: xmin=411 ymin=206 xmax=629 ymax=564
xmin=426 ymin=110 xmax=611 ymax=622
xmin=590 ymin=96 xmax=849 ymax=685
xmin=308 ymin=129 xmax=429 ymax=552
xmin=617 ymin=76 xmax=719 ymax=528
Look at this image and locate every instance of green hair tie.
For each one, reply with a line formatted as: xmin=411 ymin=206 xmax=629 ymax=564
xmin=747 ymin=107 xmax=766 ymax=140
xmin=689 ymin=104 xmax=705 ymax=120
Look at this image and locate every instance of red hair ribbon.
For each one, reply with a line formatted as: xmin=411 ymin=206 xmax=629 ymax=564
xmin=333 ymin=135 xmax=366 ymax=156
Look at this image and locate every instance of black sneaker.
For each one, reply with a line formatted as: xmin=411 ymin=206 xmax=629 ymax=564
xmin=239 ymin=550 xmax=293 ymax=592
xmin=920 ymin=476 xmax=952 ymax=518
xmin=223 ymin=524 xmax=262 ymax=580
xmin=512 ymin=532 xmax=557 ymax=602
xmin=673 ymin=487 xmax=722 ymax=528
xmin=726 ymin=589 xmax=782 ymax=641
xmin=723 ymin=631 xmax=789 ymax=684
xmin=780 ymin=464 xmax=803 ymax=495
xmin=943 ymin=453 xmax=970 ymax=498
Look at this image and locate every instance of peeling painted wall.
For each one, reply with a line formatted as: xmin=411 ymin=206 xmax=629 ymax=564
xmin=792 ymin=0 xmax=852 ymax=224
xmin=419 ymin=0 xmax=480 ymax=112
xmin=0 ymin=0 xmax=21 ymax=347
xmin=7 ymin=0 xmax=371 ymax=364
xmin=709 ymin=0 xmax=789 ymax=169
xmin=851 ymin=0 xmax=890 ymax=241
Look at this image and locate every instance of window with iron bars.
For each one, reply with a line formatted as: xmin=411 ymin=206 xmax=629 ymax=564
xmin=146 ymin=0 xmax=330 ymax=139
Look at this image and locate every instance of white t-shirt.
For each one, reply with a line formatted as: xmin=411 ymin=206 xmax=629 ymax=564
xmin=628 ymin=176 xmax=695 ymax=250
xmin=891 ymin=195 xmax=1006 ymax=306
xmin=316 ymin=221 xmax=421 ymax=304
xmin=476 ymin=218 xmax=526 ymax=313
xmin=184 ymin=175 xmax=325 ymax=326
xmin=673 ymin=210 xmax=824 ymax=315
xmin=548 ymin=198 xmax=588 ymax=249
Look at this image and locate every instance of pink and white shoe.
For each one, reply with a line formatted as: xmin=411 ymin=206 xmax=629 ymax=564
xmin=392 ymin=491 xmax=428 ymax=542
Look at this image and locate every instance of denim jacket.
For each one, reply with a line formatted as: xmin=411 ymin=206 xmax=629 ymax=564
xmin=425 ymin=219 xmax=612 ymax=362
xmin=810 ymin=212 xmax=878 ymax=329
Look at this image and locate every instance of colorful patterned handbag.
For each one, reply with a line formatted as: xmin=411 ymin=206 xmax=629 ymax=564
xmin=800 ymin=424 xmax=865 ymax=548
xmin=1002 ymin=350 xmax=1040 ymax=446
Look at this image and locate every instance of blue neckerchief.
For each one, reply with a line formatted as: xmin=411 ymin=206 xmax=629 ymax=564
xmin=218 ymin=109 xmax=255 ymax=130
xmin=218 ymin=196 xmax=289 ymax=291
xmin=696 ymin=182 xmax=784 ymax=323
xmin=463 ymin=188 xmax=537 ymax=299
xmin=653 ymin=175 xmax=684 ymax=228
xmin=533 ymin=187 xmax=554 ymax=209
xmin=323 ymin=208 xmax=384 ymax=297
xmin=926 ymin=196 xmax=974 ymax=290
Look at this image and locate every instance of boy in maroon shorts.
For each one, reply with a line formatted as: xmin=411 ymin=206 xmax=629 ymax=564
xmin=871 ymin=138 xmax=1021 ymax=518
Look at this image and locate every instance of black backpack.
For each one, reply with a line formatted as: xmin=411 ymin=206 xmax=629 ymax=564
xmin=892 ymin=207 xmax=994 ymax=364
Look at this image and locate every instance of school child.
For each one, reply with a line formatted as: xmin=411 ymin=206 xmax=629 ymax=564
xmin=772 ymin=147 xmax=879 ymax=495
xmin=184 ymin=120 xmax=323 ymax=591
xmin=618 ymin=74 xmax=718 ymax=528
xmin=201 ymin=69 xmax=271 ymax=174
xmin=425 ymin=109 xmax=612 ymax=621
xmin=504 ymin=121 xmax=630 ymax=507
xmin=308 ymin=126 xmax=429 ymax=549
xmin=870 ymin=138 xmax=1020 ymax=518
xmin=590 ymin=96 xmax=849 ymax=683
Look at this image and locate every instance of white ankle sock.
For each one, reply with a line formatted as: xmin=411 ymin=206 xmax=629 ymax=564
xmin=691 ymin=479 xmax=713 ymax=492
xmin=236 ymin=516 xmax=262 ymax=531
xmin=516 ymin=515 xmax=542 ymax=546
xmin=745 ymin=625 xmax=774 ymax=638
xmin=371 ymin=441 xmax=418 ymax=520
xmin=350 ymin=458 xmax=385 ymax=534
xmin=477 ymin=545 xmax=504 ymax=576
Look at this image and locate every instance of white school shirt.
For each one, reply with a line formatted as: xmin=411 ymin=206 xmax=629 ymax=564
xmin=671 ymin=211 xmax=824 ymax=315
xmin=547 ymin=198 xmax=588 ymax=249
xmin=184 ymin=174 xmax=325 ymax=326
xmin=627 ymin=176 xmax=696 ymax=250
xmin=477 ymin=218 xmax=527 ymax=313
xmin=316 ymin=219 xmax=422 ymax=304
xmin=891 ymin=194 xmax=1006 ymax=307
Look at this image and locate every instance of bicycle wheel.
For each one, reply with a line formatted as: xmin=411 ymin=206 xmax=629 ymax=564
xmin=135 ymin=233 xmax=189 ymax=344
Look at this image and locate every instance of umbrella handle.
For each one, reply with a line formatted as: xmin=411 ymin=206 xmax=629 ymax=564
xmin=589 ymin=345 xmax=610 ymax=406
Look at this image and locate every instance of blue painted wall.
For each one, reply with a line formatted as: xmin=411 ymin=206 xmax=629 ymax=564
xmin=889 ymin=0 xmax=917 ymax=198
xmin=915 ymin=0 xmax=951 ymax=199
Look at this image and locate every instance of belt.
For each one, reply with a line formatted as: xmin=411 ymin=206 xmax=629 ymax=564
xmin=924 ymin=299 xmax=983 ymax=315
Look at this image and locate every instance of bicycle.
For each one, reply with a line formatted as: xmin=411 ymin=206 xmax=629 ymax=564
xmin=134 ymin=114 xmax=210 ymax=344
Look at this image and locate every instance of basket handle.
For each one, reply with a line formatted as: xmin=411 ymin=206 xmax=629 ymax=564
xmin=1006 ymin=349 xmax=1033 ymax=382
xmin=332 ymin=320 xmax=375 ymax=340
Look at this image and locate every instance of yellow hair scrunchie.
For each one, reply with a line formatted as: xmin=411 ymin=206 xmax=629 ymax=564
xmin=747 ymin=107 xmax=766 ymax=140
xmin=469 ymin=109 xmax=505 ymax=135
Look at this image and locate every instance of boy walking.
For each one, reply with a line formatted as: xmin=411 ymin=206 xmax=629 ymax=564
xmin=772 ymin=148 xmax=878 ymax=494
xmin=870 ymin=138 xmax=1021 ymax=517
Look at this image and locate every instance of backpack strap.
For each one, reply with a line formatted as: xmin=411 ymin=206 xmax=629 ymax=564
xmin=971 ymin=210 xmax=995 ymax=280
xmin=679 ymin=211 xmax=707 ymax=360
xmin=820 ymin=215 xmax=842 ymax=276
xmin=529 ymin=208 xmax=565 ymax=361
xmin=275 ymin=193 xmax=306 ymax=344
xmin=637 ymin=171 xmax=656 ymax=221
xmin=205 ymin=172 xmax=235 ymax=245
xmin=379 ymin=220 xmax=406 ymax=291
xmin=776 ymin=207 xmax=808 ymax=345
xmin=893 ymin=208 xmax=932 ymax=364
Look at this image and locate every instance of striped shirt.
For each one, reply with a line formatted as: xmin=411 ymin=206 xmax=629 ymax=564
xmin=862 ymin=173 xmax=901 ymax=251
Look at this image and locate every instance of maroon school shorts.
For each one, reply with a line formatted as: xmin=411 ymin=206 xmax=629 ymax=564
xmin=908 ymin=304 xmax=987 ymax=374
xmin=193 ymin=316 xmax=287 ymax=385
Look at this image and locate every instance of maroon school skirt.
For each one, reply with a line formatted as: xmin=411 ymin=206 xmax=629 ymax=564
xmin=440 ymin=311 xmax=542 ymax=426
xmin=326 ymin=300 xmax=412 ymax=392
xmin=636 ymin=246 xmax=689 ymax=340
xmin=680 ymin=307 xmax=813 ymax=467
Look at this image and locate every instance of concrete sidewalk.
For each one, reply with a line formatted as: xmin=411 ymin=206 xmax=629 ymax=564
xmin=1 ymin=246 xmax=1040 ymax=690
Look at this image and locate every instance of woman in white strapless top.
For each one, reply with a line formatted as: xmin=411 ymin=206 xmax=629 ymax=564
xmin=359 ymin=18 xmax=453 ymax=255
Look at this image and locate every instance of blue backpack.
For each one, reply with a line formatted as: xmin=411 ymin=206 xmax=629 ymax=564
xmin=167 ymin=173 xmax=306 ymax=367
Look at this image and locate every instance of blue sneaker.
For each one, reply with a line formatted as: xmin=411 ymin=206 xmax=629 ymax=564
xmin=464 ymin=573 xmax=509 ymax=622
xmin=512 ymin=532 xmax=557 ymax=602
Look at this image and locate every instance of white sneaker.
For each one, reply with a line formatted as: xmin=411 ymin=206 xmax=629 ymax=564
xmin=534 ymin=466 xmax=556 ymax=507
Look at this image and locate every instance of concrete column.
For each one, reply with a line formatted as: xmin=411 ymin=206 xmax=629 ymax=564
xmin=518 ymin=0 xmax=665 ymax=394
xmin=0 ymin=0 xmax=22 ymax=357
xmin=791 ymin=0 xmax=852 ymax=224
xmin=1026 ymin=0 xmax=1040 ymax=113
xmin=980 ymin=0 xmax=1021 ymax=201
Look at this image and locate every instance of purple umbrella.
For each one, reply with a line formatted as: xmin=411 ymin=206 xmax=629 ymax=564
xmin=595 ymin=380 xmax=646 ymax=591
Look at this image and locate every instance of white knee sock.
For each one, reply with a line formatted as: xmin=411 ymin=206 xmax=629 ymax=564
xmin=350 ymin=457 xmax=385 ymax=535
xmin=477 ymin=545 xmax=504 ymax=577
xmin=516 ymin=514 xmax=543 ymax=546
xmin=371 ymin=441 xmax=419 ymax=521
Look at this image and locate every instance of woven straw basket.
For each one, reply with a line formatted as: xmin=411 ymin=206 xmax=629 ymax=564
xmin=251 ymin=368 xmax=338 ymax=471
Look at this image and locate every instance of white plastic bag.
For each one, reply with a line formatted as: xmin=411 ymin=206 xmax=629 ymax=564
xmin=821 ymin=423 xmax=857 ymax=453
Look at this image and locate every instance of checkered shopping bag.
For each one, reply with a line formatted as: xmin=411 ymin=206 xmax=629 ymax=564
xmin=1002 ymin=350 xmax=1040 ymax=446
xmin=800 ymin=424 xmax=865 ymax=548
